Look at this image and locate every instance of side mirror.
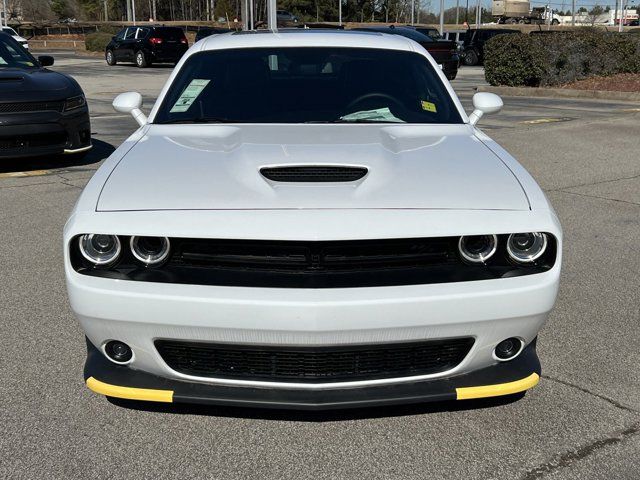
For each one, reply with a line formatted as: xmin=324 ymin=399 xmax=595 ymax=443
xmin=468 ymin=92 xmax=503 ymax=126
xmin=113 ymin=91 xmax=147 ymax=127
xmin=38 ymin=55 xmax=54 ymax=67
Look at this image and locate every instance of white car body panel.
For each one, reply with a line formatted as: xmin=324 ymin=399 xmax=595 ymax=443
xmin=65 ymin=30 xmax=561 ymax=397
xmin=96 ymin=124 xmax=529 ymax=212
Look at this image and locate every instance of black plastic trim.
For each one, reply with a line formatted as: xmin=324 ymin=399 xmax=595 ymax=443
xmin=84 ymin=337 xmax=540 ymax=410
xmin=70 ymin=235 xmax=557 ymax=289
xmin=260 ymin=166 xmax=368 ymax=182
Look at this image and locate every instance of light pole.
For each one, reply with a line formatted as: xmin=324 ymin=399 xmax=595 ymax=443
xmin=618 ymin=0 xmax=625 ymax=32
xmin=132 ymin=0 xmax=136 ymax=25
xmin=2 ymin=0 xmax=7 ymax=26
xmin=439 ymin=0 xmax=445 ymax=34
xmin=338 ymin=0 xmax=342 ymax=26
xmin=455 ymin=0 xmax=460 ymax=25
xmin=267 ymin=0 xmax=277 ymax=29
xmin=411 ymin=0 xmax=415 ymax=24
xmin=571 ymin=0 xmax=575 ymax=26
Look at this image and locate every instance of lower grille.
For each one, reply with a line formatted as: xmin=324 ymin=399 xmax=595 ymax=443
xmin=0 ymin=132 xmax=67 ymax=150
xmin=155 ymin=338 xmax=474 ymax=383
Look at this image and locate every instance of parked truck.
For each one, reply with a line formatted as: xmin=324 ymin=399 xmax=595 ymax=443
xmin=492 ymin=0 xmax=561 ymax=24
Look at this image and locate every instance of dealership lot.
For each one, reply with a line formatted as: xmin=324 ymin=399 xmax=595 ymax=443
xmin=1 ymin=53 xmax=639 ymax=479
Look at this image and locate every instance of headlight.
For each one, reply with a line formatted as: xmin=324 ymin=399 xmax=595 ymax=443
xmin=64 ymin=94 xmax=86 ymax=111
xmin=78 ymin=234 xmax=121 ymax=265
xmin=507 ymin=232 xmax=548 ymax=263
xmin=458 ymin=234 xmax=497 ymax=263
xmin=130 ymin=236 xmax=171 ymax=266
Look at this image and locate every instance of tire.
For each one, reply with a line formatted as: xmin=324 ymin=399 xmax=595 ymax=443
xmin=552 ymin=19 xmax=560 ymax=25
xmin=105 ymin=49 xmax=116 ymax=66
xmin=463 ymin=50 xmax=479 ymax=67
xmin=135 ymin=50 xmax=149 ymax=68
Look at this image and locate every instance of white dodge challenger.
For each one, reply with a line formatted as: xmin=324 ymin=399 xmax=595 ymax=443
xmin=64 ymin=30 xmax=561 ymax=409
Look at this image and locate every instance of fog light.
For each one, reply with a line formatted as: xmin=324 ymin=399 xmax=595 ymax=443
xmin=494 ymin=337 xmax=523 ymax=361
xmin=105 ymin=341 xmax=132 ymax=363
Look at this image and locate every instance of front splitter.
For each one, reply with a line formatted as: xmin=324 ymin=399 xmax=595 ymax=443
xmin=84 ymin=339 xmax=541 ymax=410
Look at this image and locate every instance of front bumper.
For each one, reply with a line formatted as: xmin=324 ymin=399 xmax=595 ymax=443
xmin=85 ymin=338 xmax=541 ymax=410
xmin=0 ymin=108 xmax=91 ymax=158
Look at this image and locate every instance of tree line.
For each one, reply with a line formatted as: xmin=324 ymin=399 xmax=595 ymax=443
xmin=8 ymin=0 xmax=494 ymax=24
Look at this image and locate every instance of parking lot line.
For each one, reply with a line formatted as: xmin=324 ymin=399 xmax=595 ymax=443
xmin=521 ymin=117 xmax=574 ymax=125
xmin=0 ymin=170 xmax=51 ymax=179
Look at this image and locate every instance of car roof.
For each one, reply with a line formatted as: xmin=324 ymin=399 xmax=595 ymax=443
xmin=353 ymin=26 xmax=432 ymax=41
xmin=200 ymin=29 xmax=415 ymax=52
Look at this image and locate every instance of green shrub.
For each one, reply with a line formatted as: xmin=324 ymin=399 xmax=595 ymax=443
xmin=484 ymin=30 xmax=640 ymax=87
xmin=85 ymin=32 xmax=114 ymax=52
xmin=484 ymin=33 xmax=546 ymax=87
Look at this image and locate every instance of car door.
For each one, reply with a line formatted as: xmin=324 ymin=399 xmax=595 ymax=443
xmin=110 ymin=28 xmax=127 ymax=61
xmin=118 ymin=27 xmax=136 ymax=61
xmin=134 ymin=27 xmax=150 ymax=55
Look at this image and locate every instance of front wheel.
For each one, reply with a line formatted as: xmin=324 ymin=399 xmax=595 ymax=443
xmin=552 ymin=19 xmax=560 ymax=25
xmin=463 ymin=50 xmax=479 ymax=66
xmin=135 ymin=50 xmax=149 ymax=68
xmin=105 ymin=50 xmax=116 ymax=66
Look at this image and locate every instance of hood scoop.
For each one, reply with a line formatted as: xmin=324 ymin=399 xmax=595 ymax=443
xmin=260 ymin=165 xmax=368 ymax=183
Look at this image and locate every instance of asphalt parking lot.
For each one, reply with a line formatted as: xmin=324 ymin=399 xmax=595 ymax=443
xmin=1 ymin=53 xmax=639 ymax=479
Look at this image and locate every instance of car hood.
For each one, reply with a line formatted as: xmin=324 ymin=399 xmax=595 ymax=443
xmin=97 ymin=124 xmax=530 ymax=212
xmin=0 ymin=68 xmax=75 ymax=102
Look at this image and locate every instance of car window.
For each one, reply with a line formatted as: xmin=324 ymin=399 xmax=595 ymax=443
xmin=114 ymin=29 xmax=126 ymax=40
xmin=2 ymin=27 xmax=18 ymax=35
xmin=124 ymin=28 xmax=136 ymax=40
xmin=0 ymin=37 xmax=36 ymax=68
xmin=136 ymin=27 xmax=149 ymax=39
xmin=154 ymin=47 xmax=462 ymax=125
xmin=154 ymin=27 xmax=186 ymax=41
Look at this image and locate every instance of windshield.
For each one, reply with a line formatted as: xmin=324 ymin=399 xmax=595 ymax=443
xmin=2 ymin=27 xmax=18 ymax=35
xmin=0 ymin=36 xmax=36 ymax=68
xmin=154 ymin=47 xmax=462 ymax=124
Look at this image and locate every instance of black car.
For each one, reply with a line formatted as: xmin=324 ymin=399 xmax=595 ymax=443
xmin=194 ymin=27 xmax=233 ymax=43
xmin=408 ymin=26 xmax=442 ymax=40
xmin=0 ymin=33 xmax=91 ymax=159
xmin=461 ymin=28 xmax=518 ymax=66
xmin=277 ymin=10 xmax=299 ymax=25
xmin=353 ymin=26 xmax=459 ymax=80
xmin=106 ymin=26 xmax=188 ymax=68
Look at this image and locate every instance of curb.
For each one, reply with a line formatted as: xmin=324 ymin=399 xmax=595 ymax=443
xmin=477 ymin=85 xmax=640 ymax=102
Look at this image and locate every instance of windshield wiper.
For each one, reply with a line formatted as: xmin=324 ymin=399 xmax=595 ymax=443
xmin=305 ymin=119 xmax=398 ymax=124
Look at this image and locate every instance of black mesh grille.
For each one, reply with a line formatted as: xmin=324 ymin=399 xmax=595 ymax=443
xmin=172 ymin=238 xmax=455 ymax=272
xmin=0 ymin=101 xmax=65 ymax=113
xmin=155 ymin=338 xmax=474 ymax=383
xmin=260 ymin=166 xmax=368 ymax=182
xmin=0 ymin=132 xmax=67 ymax=150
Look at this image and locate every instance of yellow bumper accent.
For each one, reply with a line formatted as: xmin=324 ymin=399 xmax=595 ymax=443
xmin=86 ymin=377 xmax=174 ymax=403
xmin=456 ymin=373 xmax=540 ymax=400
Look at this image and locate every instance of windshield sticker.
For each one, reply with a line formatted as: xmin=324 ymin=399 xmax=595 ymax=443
xmin=339 ymin=107 xmax=404 ymax=123
xmin=420 ymin=101 xmax=437 ymax=113
xmin=170 ymin=79 xmax=210 ymax=113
